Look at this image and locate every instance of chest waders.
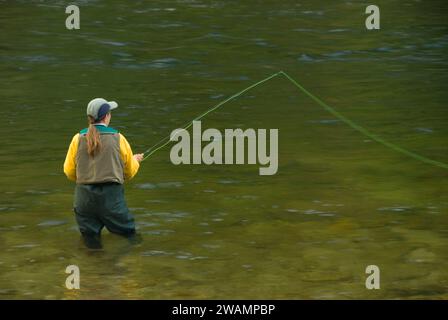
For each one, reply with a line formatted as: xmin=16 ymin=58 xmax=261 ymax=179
xmin=74 ymin=126 xmax=137 ymax=249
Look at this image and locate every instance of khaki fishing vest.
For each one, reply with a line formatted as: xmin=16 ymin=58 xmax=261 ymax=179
xmin=76 ymin=126 xmax=125 ymax=184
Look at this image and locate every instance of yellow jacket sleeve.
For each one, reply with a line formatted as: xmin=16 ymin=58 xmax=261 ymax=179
xmin=119 ymin=133 xmax=140 ymax=180
xmin=63 ymin=134 xmax=79 ymax=182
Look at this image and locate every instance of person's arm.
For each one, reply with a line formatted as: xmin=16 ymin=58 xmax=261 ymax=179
xmin=63 ymin=134 xmax=79 ymax=182
xmin=119 ymin=133 xmax=142 ymax=180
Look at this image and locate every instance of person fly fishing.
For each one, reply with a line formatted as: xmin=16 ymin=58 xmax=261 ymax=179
xmin=63 ymin=98 xmax=144 ymax=249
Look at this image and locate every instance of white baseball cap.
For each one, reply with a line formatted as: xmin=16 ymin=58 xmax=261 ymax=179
xmin=87 ymin=98 xmax=118 ymax=121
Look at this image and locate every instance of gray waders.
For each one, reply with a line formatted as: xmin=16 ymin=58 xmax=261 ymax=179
xmin=74 ymin=182 xmax=136 ymax=249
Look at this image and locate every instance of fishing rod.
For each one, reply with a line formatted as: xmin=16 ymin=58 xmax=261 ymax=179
xmin=141 ymin=71 xmax=282 ymax=161
xmin=141 ymin=71 xmax=448 ymax=170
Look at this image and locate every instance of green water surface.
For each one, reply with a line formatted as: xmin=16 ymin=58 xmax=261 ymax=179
xmin=0 ymin=0 xmax=447 ymax=299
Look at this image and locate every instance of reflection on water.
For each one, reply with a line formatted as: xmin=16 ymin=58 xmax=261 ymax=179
xmin=0 ymin=0 xmax=447 ymax=299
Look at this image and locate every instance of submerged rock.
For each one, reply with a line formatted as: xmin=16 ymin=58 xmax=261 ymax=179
xmin=406 ymin=248 xmax=436 ymax=263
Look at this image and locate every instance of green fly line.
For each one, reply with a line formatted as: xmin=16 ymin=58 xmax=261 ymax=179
xmin=141 ymin=71 xmax=448 ymax=170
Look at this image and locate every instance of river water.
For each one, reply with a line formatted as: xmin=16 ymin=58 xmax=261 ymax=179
xmin=0 ymin=0 xmax=447 ymax=299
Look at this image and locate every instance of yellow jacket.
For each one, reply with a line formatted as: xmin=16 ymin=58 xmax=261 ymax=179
xmin=64 ymin=131 xmax=140 ymax=182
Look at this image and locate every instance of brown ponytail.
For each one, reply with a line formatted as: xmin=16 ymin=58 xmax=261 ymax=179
xmin=86 ymin=116 xmax=101 ymax=157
